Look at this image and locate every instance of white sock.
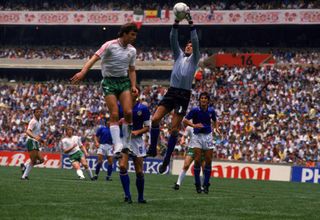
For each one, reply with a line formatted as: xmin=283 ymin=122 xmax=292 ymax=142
xmin=177 ymin=170 xmax=186 ymax=185
xmin=122 ymin=123 xmax=132 ymax=149
xmin=110 ymin=125 xmax=123 ymax=153
xmin=86 ymin=168 xmax=93 ymax=179
xmin=22 ymin=163 xmax=33 ymax=178
xmin=76 ymin=169 xmax=85 ymax=178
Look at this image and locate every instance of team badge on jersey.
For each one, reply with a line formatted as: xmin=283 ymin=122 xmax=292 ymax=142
xmin=137 ymin=111 xmax=142 ymax=116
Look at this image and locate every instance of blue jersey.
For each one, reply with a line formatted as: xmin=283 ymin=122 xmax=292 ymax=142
xmin=185 ymin=107 xmax=217 ymax=134
xmin=132 ymin=102 xmax=150 ymax=134
xmin=96 ymin=126 xmax=113 ymax=145
xmin=169 ymin=27 xmax=200 ymax=90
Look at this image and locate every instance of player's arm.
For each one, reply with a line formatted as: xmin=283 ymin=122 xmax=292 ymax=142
xmin=132 ymin=126 xmax=149 ymax=137
xmin=211 ymin=111 xmax=221 ymax=135
xmin=63 ymin=143 xmax=77 ymax=154
xmin=94 ymin=127 xmax=101 ymax=148
xmin=71 ymin=54 xmax=100 ymax=84
xmin=26 ymin=121 xmax=42 ymax=143
xmin=185 ymin=11 xmax=200 ymax=64
xmin=94 ymin=135 xmax=100 ymax=148
xmin=170 ymin=20 xmax=183 ymax=60
xmin=212 ymin=120 xmax=221 ymax=136
xmin=80 ymin=144 xmax=89 ymax=157
xmin=183 ymin=109 xmax=203 ymax=128
xmin=26 ymin=129 xmax=41 ymax=142
xmin=132 ymin=108 xmax=151 ymax=136
xmin=183 ymin=118 xmax=203 ymax=129
xmin=128 ymin=65 xmax=138 ymax=96
xmin=180 ymin=135 xmax=186 ymax=145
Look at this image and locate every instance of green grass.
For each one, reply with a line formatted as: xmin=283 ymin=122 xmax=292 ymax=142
xmin=0 ymin=166 xmax=319 ymax=220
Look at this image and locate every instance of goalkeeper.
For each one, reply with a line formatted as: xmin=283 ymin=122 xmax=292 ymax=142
xmin=147 ymin=9 xmax=201 ymax=174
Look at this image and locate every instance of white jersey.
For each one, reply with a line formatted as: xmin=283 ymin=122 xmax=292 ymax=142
xmin=27 ymin=117 xmax=41 ymax=142
xmin=61 ymin=136 xmax=82 ymax=156
xmin=95 ymin=39 xmax=136 ymax=78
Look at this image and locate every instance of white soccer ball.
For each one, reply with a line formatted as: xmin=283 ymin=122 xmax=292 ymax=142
xmin=173 ymin=2 xmax=189 ymax=21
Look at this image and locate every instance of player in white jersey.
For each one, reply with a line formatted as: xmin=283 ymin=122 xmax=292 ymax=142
xmin=61 ymin=127 xmax=93 ymax=180
xmin=21 ymin=107 xmax=45 ymax=180
xmin=173 ymin=126 xmax=193 ymax=189
xmin=173 ymin=126 xmax=206 ymax=190
xmin=71 ymin=23 xmax=139 ymax=159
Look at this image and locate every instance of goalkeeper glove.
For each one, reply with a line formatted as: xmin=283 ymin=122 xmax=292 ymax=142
xmin=185 ymin=8 xmax=193 ymax=25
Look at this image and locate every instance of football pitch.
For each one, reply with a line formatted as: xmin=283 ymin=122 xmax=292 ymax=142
xmin=0 ymin=166 xmax=319 ymax=220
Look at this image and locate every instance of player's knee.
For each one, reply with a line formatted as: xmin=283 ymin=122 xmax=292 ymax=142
xmin=194 ymin=160 xmax=201 ymax=167
xmin=123 ymin=108 xmax=132 ymax=118
xmin=83 ymin=164 xmax=89 ymax=169
xmin=151 ymin=119 xmax=160 ymax=127
xmin=170 ymin=129 xmax=179 ymax=137
xmin=183 ymin=164 xmax=190 ymax=170
xmin=205 ymin=161 xmax=211 ymax=167
xmin=109 ymin=111 xmax=119 ymax=121
xmin=119 ymin=166 xmax=127 ymax=173
xmin=136 ymin=172 xmax=144 ymax=179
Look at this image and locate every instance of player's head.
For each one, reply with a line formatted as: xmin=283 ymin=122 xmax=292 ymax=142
xmin=66 ymin=126 xmax=74 ymax=137
xmin=99 ymin=117 xmax=108 ymax=126
xmin=184 ymin=40 xmax=193 ymax=56
xmin=33 ymin=107 xmax=42 ymax=119
xmin=118 ymin=23 xmax=138 ymax=45
xmin=199 ymin=92 xmax=210 ymax=107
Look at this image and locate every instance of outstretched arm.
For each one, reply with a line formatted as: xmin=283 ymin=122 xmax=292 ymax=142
xmin=185 ymin=11 xmax=200 ymax=64
xmin=71 ymin=54 xmax=100 ymax=84
xmin=170 ymin=20 xmax=183 ymax=60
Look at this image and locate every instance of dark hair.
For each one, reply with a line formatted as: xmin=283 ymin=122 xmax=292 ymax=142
xmin=199 ymin=92 xmax=210 ymax=101
xmin=118 ymin=23 xmax=138 ymax=37
xmin=66 ymin=126 xmax=74 ymax=130
xmin=33 ymin=107 xmax=42 ymax=113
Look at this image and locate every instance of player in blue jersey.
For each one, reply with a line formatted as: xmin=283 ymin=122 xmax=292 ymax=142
xmin=183 ymin=92 xmax=220 ymax=194
xmin=93 ymin=117 xmax=114 ymax=181
xmin=147 ymin=11 xmax=201 ymax=175
xmin=118 ymin=87 xmax=150 ymax=203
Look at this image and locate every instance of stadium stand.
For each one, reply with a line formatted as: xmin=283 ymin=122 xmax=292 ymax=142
xmin=0 ymin=0 xmax=319 ymax=167
xmin=1 ymin=0 xmax=319 ymax=11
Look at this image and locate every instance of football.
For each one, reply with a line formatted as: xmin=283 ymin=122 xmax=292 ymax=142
xmin=173 ymin=2 xmax=189 ymax=21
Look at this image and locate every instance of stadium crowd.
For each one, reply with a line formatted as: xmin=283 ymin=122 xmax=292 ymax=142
xmin=1 ymin=0 xmax=319 ymax=11
xmin=0 ymin=64 xmax=319 ymax=166
xmin=1 ymin=46 xmax=320 ymax=66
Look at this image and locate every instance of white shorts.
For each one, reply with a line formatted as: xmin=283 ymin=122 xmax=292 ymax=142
xmin=130 ymin=137 xmax=146 ymax=157
xmin=97 ymin=143 xmax=114 ymax=156
xmin=189 ymin=133 xmax=215 ymax=150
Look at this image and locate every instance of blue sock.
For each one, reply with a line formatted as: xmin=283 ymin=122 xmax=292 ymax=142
xmin=136 ymin=174 xmax=145 ymax=201
xmin=194 ymin=164 xmax=201 ymax=186
xmin=120 ymin=170 xmax=131 ymax=198
xmin=203 ymin=165 xmax=212 ymax=186
xmin=149 ymin=126 xmax=160 ymax=153
xmin=107 ymin=164 xmax=113 ymax=177
xmin=163 ymin=134 xmax=177 ymax=166
xmin=95 ymin=162 xmax=102 ymax=175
